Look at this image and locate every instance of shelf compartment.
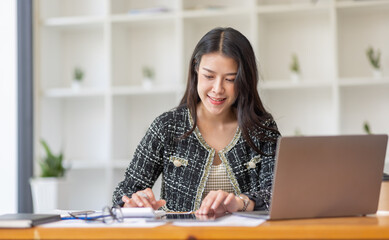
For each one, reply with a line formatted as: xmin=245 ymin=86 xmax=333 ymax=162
xmin=337 ymin=4 xmax=389 ymax=79
xmin=41 ymin=16 xmax=105 ymax=28
xmin=260 ymin=79 xmax=333 ymax=90
xmin=66 ymin=169 xmax=111 ymax=210
xmin=257 ymin=10 xmax=333 ymax=83
xmin=111 ymin=20 xmax=177 ymax=87
xmin=39 ymin=26 xmax=107 ymax=90
xmin=67 ymin=160 xmax=109 ymax=170
xmin=339 ymin=85 xmax=389 ymax=135
xmin=336 ymin=0 xmax=389 ymax=9
xmin=111 ymin=85 xmax=180 ymax=96
xmin=339 ymin=77 xmax=389 ymax=87
xmin=38 ymin=0 xmax=106 ymax=19
xmin=182 ymin=0 xmax=253 ymax=12
xmin=42 ymin=88 xmax=107 ymax=98
xmin=39 ymin=97 xmax=109 ymax=166
xmin=111 ymin=13 xmax=176 ymax=23
xmin=182 ymin=7 xmax=251 ymax=18
xmin=257 ymin=0 xmax=330 ymax=14
xmin=260 ymin=88 xmax=336 ymax=136
xmin=110 ymin=0 xmax=178 ymax=15
xmin=112 ymin=95 xmax=177 ymax=160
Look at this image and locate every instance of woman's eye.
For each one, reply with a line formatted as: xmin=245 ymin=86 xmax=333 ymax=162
xmin=226 ymin=78 xmax=235 ymax=82
xmin=204 ymin=75 xmax=213 ymax=79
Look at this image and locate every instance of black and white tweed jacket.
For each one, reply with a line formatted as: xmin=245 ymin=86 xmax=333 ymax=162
xmin=112 ymin=106 xmax=280 ymax=212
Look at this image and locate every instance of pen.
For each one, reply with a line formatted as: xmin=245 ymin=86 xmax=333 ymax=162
xmin=61 ymin=210 xmax=99 ymax=220
xmin=61 ymin=215 xmax=106 ymax=220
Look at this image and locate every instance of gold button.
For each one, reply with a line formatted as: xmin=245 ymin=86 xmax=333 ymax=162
xmin=173 ymin=160 xmax=182 ymax=167
xmin=248 ymin=161 xmax=256 ymax=169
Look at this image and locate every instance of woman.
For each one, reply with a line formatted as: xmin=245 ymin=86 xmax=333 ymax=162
xmin=112 ymin=27 xmax=280 ymax=214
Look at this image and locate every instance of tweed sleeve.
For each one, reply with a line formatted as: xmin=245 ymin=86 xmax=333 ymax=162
xmin=112 ymin=116 xmax=165 ymax=206
xmin=244 ymin=120 xmax=281 ymax=211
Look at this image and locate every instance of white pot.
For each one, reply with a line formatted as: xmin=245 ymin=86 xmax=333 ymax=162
xmin=72 ymin=80 xmax=81 ymax=90
xmin=290 ymin=72 xmax=300 ymax=83
xmin=142 ymin=78 xmax=153 ymax=89
xmin=373 ymin=69 xmax=383 ymax=79
xmin=30 ymin=177 xmax=68 ymax=213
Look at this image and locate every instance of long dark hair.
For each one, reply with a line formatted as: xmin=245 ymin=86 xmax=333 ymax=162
xmin=179 ymin=27 xmax=279 ymax=155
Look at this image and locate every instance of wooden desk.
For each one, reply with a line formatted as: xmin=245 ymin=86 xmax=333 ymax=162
xmin=1 ymin=215 xmax=389 ymax=240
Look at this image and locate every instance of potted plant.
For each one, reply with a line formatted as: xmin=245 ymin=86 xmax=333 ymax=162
xmin=30 ymin=140 xmax=68 ymax=213
xmin=289 ymin=53 xmax=301 ymax=83
xmin=142 ymin=66 xmax=155 ymax=89
xmin=72 ymin=67 xmax=84 ymax=90
xmin=366 ymin=46 xmax=382 ymax=79
xmin=363 ymin=121 xmax=372 ymax=135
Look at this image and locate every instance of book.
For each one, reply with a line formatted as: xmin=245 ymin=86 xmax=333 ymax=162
xmin=0 ymin=213 xmax=61 ymax=228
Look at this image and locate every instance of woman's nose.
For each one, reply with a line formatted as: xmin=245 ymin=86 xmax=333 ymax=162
xmin=212 ymin=78 xmax=224 ymax=93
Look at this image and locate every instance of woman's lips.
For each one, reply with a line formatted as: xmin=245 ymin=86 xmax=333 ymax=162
xmin=208 ymin=95 xmax=226 ymax=105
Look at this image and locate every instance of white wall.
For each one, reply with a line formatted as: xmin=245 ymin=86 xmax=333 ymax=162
xmin=0 ymin=0 xmax=17 ymax=214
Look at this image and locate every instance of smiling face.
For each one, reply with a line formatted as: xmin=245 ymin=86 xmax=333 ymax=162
xmin=197 ymin=52 xmax=238 ymax=118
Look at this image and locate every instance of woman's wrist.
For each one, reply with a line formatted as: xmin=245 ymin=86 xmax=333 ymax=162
xmin=237 ymin=194 xmax=250 ymax=212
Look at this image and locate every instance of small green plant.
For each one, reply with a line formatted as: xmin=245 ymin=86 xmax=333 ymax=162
xmin=142 ymin=66 xmax=155 ymax=80
xmin=73 ymin=67 xmax=84 ymax=82
xmin=39 ymin=140 xmax=65 ymax=178
xmin=290 ymin=53 xmax=300 ymax=74
xmin=363 ymin=121 xmax=372 ymax=135
xmin=366 ymin=46 xmax=381 ymax=70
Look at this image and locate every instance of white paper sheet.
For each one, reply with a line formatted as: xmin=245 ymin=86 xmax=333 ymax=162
xmin=52 ymin=208 xmax=165 ymax=218
xmin=172 ymin=215 xmax=266 ymax=227
xmin=39 ymin=209 xmax=166 ymax=228
xmin=40 ymin=209 xmax=265 ymax=228
xmin=41 ymin=218 xmax=165 ymax=228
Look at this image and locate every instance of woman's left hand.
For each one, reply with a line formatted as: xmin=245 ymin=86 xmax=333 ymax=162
xmin=196 ymin=190 xmax=243 ymax=215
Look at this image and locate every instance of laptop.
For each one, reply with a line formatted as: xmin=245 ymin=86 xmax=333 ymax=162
xmin=234 ymin=134 xmax=388 ymax=220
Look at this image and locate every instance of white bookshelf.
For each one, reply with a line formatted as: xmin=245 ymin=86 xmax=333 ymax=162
xmin=34 ymin=0 xmax=389 ymax=210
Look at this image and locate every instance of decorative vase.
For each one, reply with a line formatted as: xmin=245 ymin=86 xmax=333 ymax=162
xmin=290 ymin=72 xmax=300 ymax=83
xmin=142 ymin=77 xmax=153 ymax=89
xmin=72 ymin=80 xmax=81 ymax=90
xmin=30 ymin=177 xmax=68 ymax=213
xmin=372 ymin=69 xmax=382 ymax=79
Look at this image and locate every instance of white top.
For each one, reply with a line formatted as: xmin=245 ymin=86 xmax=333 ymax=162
xmin=202 ymin=163 xmax=235 ymax=199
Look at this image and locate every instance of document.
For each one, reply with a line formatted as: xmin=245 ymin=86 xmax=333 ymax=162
xmin=39 ymin=209 xmax=166 ymax=228
xmin=172 ymin=215 xmax=266 ymax=227
xmin=41 ymin=218 xmax=166 ymax=228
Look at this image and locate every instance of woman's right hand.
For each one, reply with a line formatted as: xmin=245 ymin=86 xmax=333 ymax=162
xmin=121 ymin=188 xmax=166 ymax=210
